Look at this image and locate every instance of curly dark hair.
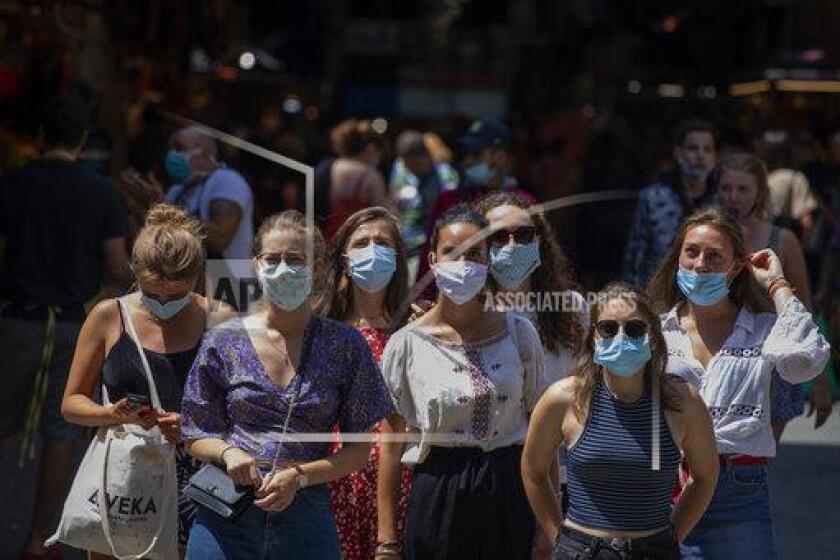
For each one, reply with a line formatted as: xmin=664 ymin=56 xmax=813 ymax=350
xmin=477 ymin=192 xmax=584 ymax=354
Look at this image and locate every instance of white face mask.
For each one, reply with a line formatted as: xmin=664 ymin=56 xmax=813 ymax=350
xmin=433 ymin=261 xmax=488 ymax=305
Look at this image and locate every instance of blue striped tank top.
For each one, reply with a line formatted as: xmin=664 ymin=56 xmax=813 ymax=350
xmin=565 ymin=377 xmax=681 ymax=531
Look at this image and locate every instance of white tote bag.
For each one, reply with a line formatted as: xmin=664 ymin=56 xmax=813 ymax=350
xmin=47 ymin=297 xmax=178 ymax=559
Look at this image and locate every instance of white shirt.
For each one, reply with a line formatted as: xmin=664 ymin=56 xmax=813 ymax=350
xmin=662 ymin=297 xmax=830 ymax=457
xmin=381 ymin=312 xmax=547 ymax=464
xmin=516 ymin=290 xmax=589 ymax=386
xmin=516 ymin=290 xmax=589 ymax=483
xmin=166 ymin=167 xmax=254 ymax=259
xmin=767 ymin=168 xmax=818 ymax=221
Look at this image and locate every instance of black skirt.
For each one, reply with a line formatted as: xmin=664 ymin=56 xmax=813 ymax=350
xmin=404 ymin=445 xmax=536 ymax=560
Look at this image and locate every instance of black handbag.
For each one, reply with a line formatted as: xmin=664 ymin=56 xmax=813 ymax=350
xmin=183 ymin=463 xmax=254 ymax=520
xmin=185 ymin=390 xmax=300 ymax=520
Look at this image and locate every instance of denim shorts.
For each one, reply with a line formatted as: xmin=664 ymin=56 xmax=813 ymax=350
xmin=553 ymin=524 xmax=679 ymax=560
xmin=186 ymin=484 xmax=340 ymax=560
xmin=681 ymin=463 xmax=776 ymax=560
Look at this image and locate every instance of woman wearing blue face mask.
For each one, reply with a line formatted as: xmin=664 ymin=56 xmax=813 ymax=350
xmin=522 ymin=283 xmax=719 ymax=560
xmin=647 ymin=209 xmax=831 ymax=560
xmin=318 ymin=207 xmax=413 ymax=560
xmin=478 ymin=192 xmax=587 ymax=557
xmin=377 ymin=204 xmax=548 ymax=559
xmin=181 ymin=210 xmax=395 ymax=559
xmin=62 ymin=204 xmax=213 ymax=557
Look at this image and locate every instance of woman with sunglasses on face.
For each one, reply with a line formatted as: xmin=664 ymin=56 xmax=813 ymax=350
xmin=647 ymin=209 xmax=830 ymax=560
xmin=318 ymin=207 xmax=413 ymax=560
xmin=522 ymin=283 xmax=718 ymax=560
xmin=478 ymin=192 xmax=587 ymax=558
xmin=376 ymin=204 xmax=547 ymax=560
xmin=716 ymin=152 xmax=834 ymax=436
xmin=181 ymin=210 xmax=395 ymax=559
xmin=62 ymin=204 xmax=212 ymax=556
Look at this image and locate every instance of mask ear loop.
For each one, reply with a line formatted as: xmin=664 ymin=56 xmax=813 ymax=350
xmin=651 ymin=366 xmax=661 ymax=471
xmin=724 ymin=257 xmax=748 ymax=288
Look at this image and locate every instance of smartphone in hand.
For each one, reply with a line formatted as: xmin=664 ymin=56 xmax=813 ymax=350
xmin=124 ymin=392 xmax=151 ymax=414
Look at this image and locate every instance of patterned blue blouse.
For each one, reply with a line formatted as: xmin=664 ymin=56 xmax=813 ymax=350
xmin=181 ymin=316 xmax=395 ymax=464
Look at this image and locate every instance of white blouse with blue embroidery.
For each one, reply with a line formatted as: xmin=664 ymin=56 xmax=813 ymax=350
xmin=661 ymin=296 xmax=830 ymax=457
xmin=381 ymin=312 xmax=547 ymax=464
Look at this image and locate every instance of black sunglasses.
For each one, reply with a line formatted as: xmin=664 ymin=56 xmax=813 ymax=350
xmin=489 ymin=226 xmax=537 ymax=246
xmin=595 ymin=319 xmax=648 ymax=340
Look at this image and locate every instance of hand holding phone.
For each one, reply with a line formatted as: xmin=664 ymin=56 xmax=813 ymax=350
xmin=124 ymin=392 xmax=151 ymax=413
xmin=111 ymin=393 xmax=157 ymax=429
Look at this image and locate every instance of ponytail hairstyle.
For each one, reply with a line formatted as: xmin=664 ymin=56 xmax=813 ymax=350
xmin=132 ymin=203 xmax=205 ymax=284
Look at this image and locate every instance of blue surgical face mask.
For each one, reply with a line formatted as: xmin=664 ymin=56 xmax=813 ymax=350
xmin=165 ymin=150 xmax=193 ymax=183
xmin=464 ymin=162 xmax=492 ymax=186
xmin=489 ymin=240 xmax=541 ymax=290
xmin=433 ymin=260 xmax=488 ymax=305
xmin=676 ymin=266 xmax=730 ymax=306
xmin=345 ymin=243 xmax=397 ymax=293
xmin=593 ymin=333 xmax=652 ymax=377
xmin=259 ymin=261 xmax=312 ymax=311
xmin=141 ymin=292 xmax=193 ymax=321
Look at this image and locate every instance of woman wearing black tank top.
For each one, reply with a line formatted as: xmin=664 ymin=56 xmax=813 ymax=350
xmin=62 ymin=204 xmax=223 ymax=558
xmin=717 ymin=152 xmax=833 ymax=436
xmin=522 ymin=284 xmax=718 ymax=560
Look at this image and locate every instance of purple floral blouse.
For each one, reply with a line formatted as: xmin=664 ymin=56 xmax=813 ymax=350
xmin=181 ymin=316 xmax=395 ymax=464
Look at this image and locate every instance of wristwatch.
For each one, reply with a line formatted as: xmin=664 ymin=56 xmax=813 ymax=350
xmin=292 ymin=464 xmax=308 ymax=489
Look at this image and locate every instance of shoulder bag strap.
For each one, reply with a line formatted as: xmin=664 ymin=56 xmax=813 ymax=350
xmin=117 ymin=297 xmax=164 ymax=411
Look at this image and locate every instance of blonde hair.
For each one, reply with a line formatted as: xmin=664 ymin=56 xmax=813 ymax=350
xmin=254 ymin=210 xmax=327 ymax=296
xmin=132 ymin=203 xmax=205 ymax=283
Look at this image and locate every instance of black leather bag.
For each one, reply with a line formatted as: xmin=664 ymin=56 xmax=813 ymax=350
xmin=186 ymin=385 xmax=301 ymax=521
xmin=183 ymin=464 xmax=254 ymax=520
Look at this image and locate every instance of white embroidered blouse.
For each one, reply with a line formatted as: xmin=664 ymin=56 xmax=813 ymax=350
xmin=662 ymin=297 xmax=830 ymax=457
xmin=381 ymin=312 xmax=547 ymax=464
xmin=516 ymin=290 xmax=589 ymax=385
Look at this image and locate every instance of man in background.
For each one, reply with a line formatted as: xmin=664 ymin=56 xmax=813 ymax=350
xmin=0 ymin=93 xmax=128 ymax=557
xmin=623 ymin=119 xmax=718 ymax=288
xmin=164 ymin=126 xmax=254 ymax=260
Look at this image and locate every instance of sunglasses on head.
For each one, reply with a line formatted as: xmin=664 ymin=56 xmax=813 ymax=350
xmin=489 ymin=226 xmax=537 ymax=246
xmin=595 ymin=319 xmax=648 ymax=340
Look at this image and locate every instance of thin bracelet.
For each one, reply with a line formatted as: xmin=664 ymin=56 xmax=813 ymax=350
xmin=768 ymin=278 xmax=792 ymax=300
xmin=218 ymin=444 xmax=237 ymax=465
xmin=375 ymin=541 xmax=401 ymax=556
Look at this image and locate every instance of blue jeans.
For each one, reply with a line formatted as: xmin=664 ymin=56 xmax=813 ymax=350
xmin=681 ymin=464 xmax=776 ymax=560
xmin=186 ymin=484 xmax=341 ymax=559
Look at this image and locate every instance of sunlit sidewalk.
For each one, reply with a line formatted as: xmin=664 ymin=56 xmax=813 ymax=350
xmin=773 ymin=403 xmax=840 ymax=560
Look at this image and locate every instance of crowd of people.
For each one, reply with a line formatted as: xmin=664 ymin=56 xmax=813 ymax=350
xmin=0 ymin=92 xmax=836 ymax=560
